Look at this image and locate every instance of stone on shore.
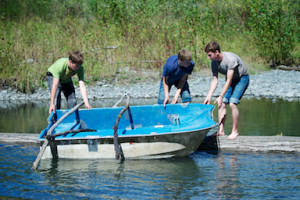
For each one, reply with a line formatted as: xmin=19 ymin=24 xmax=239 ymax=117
xmin=0 ymin=70 xmax=299 ymax=102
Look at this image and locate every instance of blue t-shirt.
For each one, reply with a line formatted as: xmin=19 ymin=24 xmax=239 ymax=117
xmin=162 ymin=55 xmax=194 ymax=85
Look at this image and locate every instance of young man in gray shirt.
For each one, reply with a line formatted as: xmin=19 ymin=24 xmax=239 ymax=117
xmin=204 ymin=42 xmax=249 ymax=140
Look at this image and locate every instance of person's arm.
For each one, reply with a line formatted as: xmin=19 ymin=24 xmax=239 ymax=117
xmin=214 ymin=69 xmax=234 ymax=107
xmin=49 ymin=77 xmax=59 ymax=114
xmin=172 ymin=74 xmax=188 ymax=104
xmin=79 ymin=80 xmax=92 ymax=109
xmin=162 ymin=76 xmax=170 ymax=107
xmin=204 ymin=75 xmax=218 ymax=105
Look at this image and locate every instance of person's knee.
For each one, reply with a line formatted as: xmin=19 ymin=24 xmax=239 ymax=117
xmin=68 ymin=98 xmax=77 ymax=108
xmin=229 ymin=97 xmax=240 ymax=105
xmin=229 ymin=102 xmax=237 ymax=110
xmin=181 ymin=90 xmax=192 ymax=103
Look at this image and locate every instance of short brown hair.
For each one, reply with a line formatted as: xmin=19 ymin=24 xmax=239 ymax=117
xmin=178 ymin=49 xmax=192 ymax=62
xmin=69 ymin=51 xmax=83 ymax=65
xmin=205 ymin=42 xmax=221 ymax=53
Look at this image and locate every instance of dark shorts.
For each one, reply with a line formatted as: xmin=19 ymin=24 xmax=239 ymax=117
xmin=47 ymin=72 xmax=77 ymax=109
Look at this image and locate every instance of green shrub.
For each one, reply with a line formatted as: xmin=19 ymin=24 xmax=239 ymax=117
xmin=246 ymin=0 xmax=298 ymax=66
xmin=0 ymin=0 xmax=298 ymax=92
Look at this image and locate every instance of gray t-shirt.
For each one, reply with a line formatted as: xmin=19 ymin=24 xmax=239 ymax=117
xmin=212 ymin=52 xmax=248 ymax=80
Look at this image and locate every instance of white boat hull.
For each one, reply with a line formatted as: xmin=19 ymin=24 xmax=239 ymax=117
xmin=42 ymin=142 xmax=187 ymax=159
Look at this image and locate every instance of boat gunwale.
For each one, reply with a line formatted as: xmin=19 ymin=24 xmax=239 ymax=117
xmin=38 ymin=124 xmax=218 ymax=142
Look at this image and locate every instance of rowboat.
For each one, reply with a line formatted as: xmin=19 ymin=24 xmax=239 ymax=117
xmin=37 ymin=103 xmax=218 ymax=160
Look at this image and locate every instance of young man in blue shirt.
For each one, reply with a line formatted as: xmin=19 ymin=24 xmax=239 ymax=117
xmin=158 ymin=50 xmax=194 ymax=107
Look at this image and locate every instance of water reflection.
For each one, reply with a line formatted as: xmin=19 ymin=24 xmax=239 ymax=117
xmin=214 ymin=153 xmax=243 ymax=199
xmin=1 ymin=143 xmax=300 ymax=199
xmin=37 ymin=157 xmax=204 ymax=199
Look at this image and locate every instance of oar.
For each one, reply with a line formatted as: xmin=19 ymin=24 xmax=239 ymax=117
xmin=113 ymin=93 xmax=134 ymax=129
xmin=113 ymin=94 xmax=126 ymax=107
xmin=46 ymin=128 xmax=96 ymax=140
xmin=32 ymin=102 xmax=84 ymax=170
xmin=113 ymin=94 xmax=131 ymax=160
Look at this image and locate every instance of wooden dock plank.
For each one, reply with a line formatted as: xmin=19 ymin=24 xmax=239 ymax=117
xmin=1 ymin=133 xmax=299 ymax=154
xmin=0 ymin=133 xmax=39 ymax=145
xmin=198 ymin=135 xmax=300 ymax=154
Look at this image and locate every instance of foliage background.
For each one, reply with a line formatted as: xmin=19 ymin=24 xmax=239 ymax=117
xmin=0 ymin=0 xmax=299 ymax=93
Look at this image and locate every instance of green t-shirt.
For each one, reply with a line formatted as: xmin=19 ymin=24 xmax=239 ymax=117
xmin=48 ymin=58 xmax=84 ymax=83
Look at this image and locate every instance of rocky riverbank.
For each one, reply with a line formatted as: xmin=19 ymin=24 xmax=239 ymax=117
xmin=0 ymin=69 xmax=299 ymax=105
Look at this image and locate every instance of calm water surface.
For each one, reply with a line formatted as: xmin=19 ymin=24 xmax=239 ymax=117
xmin=0 ymin=98 xmax=299 ymax=199
xmin=0 ymin=98 xmax=299 ymax=136
xmin=0 ymin=143 xmax=299 ymax=199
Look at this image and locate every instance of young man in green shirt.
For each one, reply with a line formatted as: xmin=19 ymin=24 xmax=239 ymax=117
xmin=47 ymin=51 xmax=92 ymax=114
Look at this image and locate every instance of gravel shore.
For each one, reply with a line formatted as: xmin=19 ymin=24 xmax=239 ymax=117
xmin=0 ymin=69 xmax=299 ymax=105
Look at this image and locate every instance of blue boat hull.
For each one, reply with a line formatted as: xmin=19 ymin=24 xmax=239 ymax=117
xmin=38 ymin=103 xmax=218 ymax=159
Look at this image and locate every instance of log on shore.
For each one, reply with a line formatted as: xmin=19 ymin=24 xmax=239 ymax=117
xmin=0 ymin=133 xmax=39 ymax=145
xmin=277 ymin=65 xmax=300 ymax=71
xmin=0 ymin=133 xmax=299 ymax=154
xmin=198 ymin=135 xmax=300 ymax=154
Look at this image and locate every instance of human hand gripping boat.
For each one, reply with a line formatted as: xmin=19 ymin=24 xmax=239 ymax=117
xmin=33 ymin=95 xmax=218 ymax=168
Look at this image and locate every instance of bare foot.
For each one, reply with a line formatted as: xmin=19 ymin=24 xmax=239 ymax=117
xmin=210 ymin=131 xmax=225 ymax=137
xmin=218 ymin=132 xmax=225 ymax=136
xmin=228 ymin=132 xmax=239 ymax=140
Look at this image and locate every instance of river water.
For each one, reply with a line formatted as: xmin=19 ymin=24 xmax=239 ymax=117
xmin=0 ymin=98 xmax=299 ymax=136
xmin=0 ymin=143 xmax=299 ymax=199
xmin=0 ymin=98 xmax=299 ymax=199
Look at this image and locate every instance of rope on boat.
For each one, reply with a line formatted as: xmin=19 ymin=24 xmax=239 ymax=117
xmin=32 ymin=102 xmax=84 ymax=170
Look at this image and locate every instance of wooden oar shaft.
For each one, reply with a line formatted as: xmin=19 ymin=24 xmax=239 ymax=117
xmin=113 ymin=94 xmax=130 ymax=160
xmin=32 ymin=102 xmax=84 ymax=170
xmin=113 ymin=94 xmax=126 ymax=108
xmin=46 ymin=129 xmax=96 ymax=140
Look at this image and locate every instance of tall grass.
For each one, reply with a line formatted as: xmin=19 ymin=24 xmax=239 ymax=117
xmin=0 ymin=0 xmax=298 ymax=93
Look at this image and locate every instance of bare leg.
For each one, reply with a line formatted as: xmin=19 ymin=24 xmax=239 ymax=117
xmin=228 ymin=103 xmax=239 ymax=140
xmin=217 ymin=103 xmax=227 ymax=136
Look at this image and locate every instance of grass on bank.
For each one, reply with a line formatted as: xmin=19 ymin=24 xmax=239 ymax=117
xmin=0 ymin=0 xmax=298 ymax=93
xmin=1 ymin=17 xmax=266 ymax=93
